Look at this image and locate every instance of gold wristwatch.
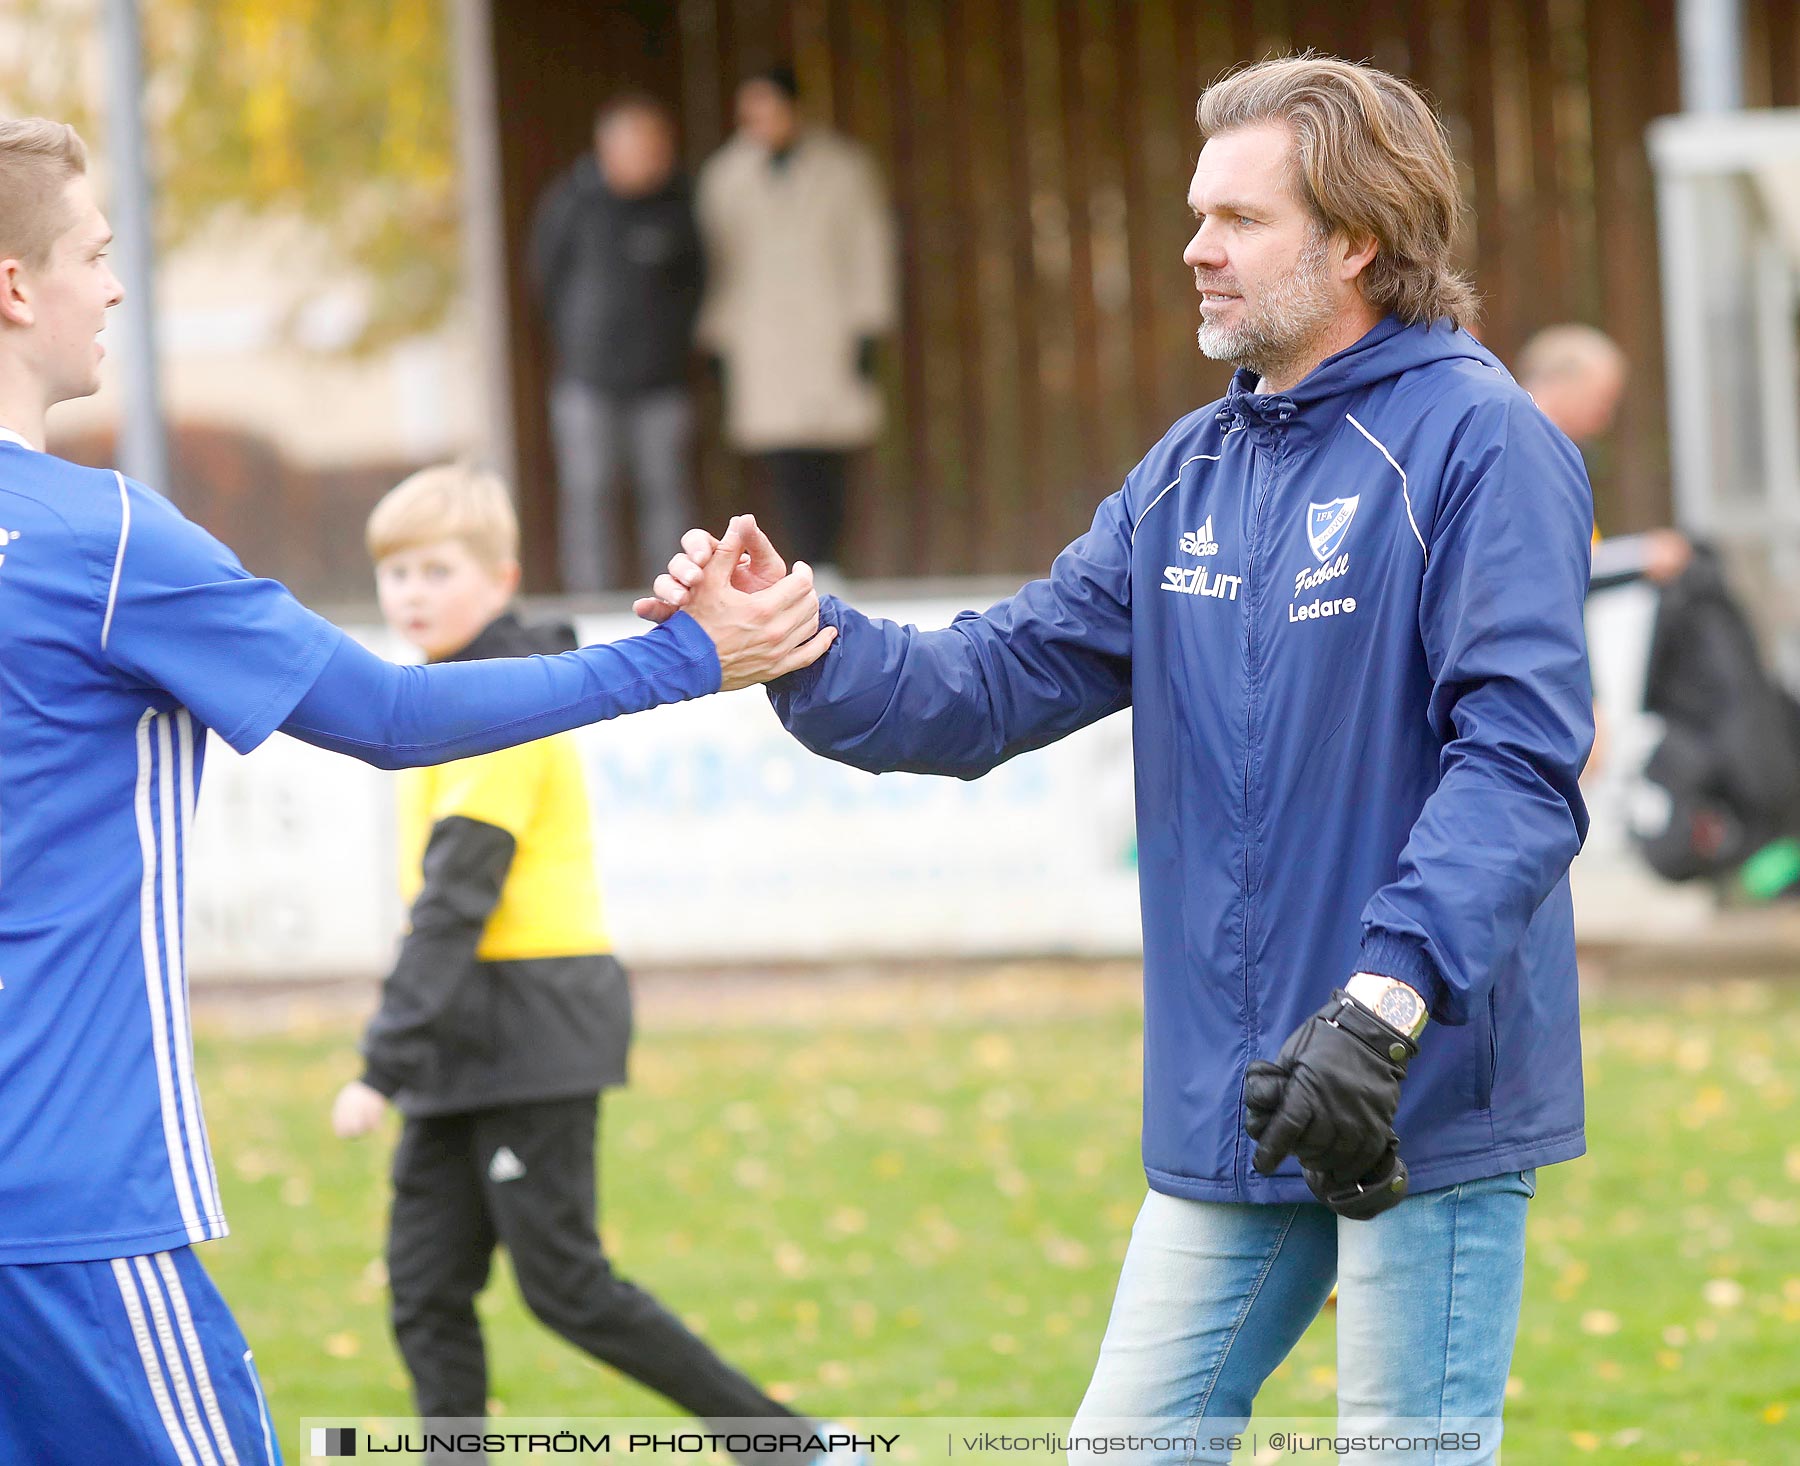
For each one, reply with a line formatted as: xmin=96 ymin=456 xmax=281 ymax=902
xmin=1345 ymin=971 xmax=1429 ymax=1041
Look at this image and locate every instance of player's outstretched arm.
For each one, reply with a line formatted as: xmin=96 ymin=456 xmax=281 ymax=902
xmin=282 ymin=613 xmax=716 ymax=770
xmin=282 ymin=519 xmax=834 ymax=770
xmin=95 ymin=482 xmax=830 ymax=767
xmin=636 ymin=505 xmax=1135 ymax=780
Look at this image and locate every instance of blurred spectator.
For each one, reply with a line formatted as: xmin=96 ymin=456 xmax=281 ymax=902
xmin=1519 ymin=325 xmax=1691 ymax=785
xmin=1518 ymin=323 xmax=1692 ymax=589
xmin=1528 ymin=328 xmax=1800 ymax=898
xmin=1631 ymin=543 xmax=1800 ymax=893
xmin=1518 ymin=323 xmax=1627 ymax=441
xmin=696 ymin=64 xmax=897 ymax=574
xmin=532 ymin=95 xmax=704 ymax=592
xmin=335 ymin=467 xmax=827 ymax=1453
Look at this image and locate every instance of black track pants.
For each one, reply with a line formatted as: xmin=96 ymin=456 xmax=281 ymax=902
xmin=386 ymin=1096 xmax=801 ymax=1455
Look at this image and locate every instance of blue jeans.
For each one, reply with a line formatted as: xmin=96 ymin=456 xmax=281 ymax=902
xmin=1070 ymin=1171 xmax=1536 ymax=1464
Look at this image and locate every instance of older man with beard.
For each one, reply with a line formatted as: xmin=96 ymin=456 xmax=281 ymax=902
xmin=642 ymin=56 xmax=1593 ymax=1464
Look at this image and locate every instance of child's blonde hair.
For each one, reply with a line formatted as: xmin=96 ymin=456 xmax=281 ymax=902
xmin=366 ymin=462 xmax=519 ymax=569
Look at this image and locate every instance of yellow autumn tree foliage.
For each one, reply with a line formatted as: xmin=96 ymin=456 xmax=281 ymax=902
xmin=1 ymin=0 xmax=459 ymax=352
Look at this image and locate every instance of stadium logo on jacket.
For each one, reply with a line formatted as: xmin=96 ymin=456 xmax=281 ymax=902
xmin=1307 ymin=497 xmax=1359 ymax=561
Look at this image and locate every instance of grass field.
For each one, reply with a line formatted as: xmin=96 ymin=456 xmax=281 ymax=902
xmin=193 ymin=966 xmax=1799 ymax=1464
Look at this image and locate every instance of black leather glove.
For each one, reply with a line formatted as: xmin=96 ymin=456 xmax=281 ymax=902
xmin=1243 ymin=989 xmax=1418 ymax=1184
xmin=1302 ymin=1142 xmax=1410 ymax=1221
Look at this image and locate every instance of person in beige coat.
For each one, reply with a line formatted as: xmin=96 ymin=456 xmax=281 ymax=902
xmin=696 ymin=64 xmax=897 ymax=572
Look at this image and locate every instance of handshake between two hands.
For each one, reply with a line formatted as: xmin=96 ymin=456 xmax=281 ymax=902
xmin=632 ymin=515 xmax=835 ymax=692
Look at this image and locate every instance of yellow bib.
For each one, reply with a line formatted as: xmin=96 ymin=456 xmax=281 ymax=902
xmin=397 ymin=732 xmax=611 ymax=960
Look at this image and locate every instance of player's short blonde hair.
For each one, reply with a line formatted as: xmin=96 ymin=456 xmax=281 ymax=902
xmin=366 ymin=462 xmax=519 ymax=569
xmin=0 ymin=118 xmax=89 ymax=268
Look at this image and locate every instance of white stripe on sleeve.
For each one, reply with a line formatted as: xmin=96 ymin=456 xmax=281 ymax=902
xmin=103 ymin=470 xmax=132 ymax=651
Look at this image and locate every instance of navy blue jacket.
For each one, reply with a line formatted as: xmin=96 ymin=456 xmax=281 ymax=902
xmin=772 ymin=317 xmax=1595 ymax=1202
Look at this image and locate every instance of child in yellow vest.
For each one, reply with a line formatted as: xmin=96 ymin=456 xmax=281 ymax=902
xmin=331 ymin=465 xmax=838 ymax=1464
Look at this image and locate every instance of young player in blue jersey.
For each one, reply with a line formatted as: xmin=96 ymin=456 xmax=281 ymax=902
xmin=0 ymin=118 xmax=832 ymax=1466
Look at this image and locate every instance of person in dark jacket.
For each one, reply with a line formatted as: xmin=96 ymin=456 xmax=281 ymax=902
xmin=532 ymin=96 xmax=705 ymax=592
xmin=641 ymin=57 xmax=1593 ymax=1466
xmin=1631 ymin=543 xmax=1800 ymax=886
xmin=332 ymin=465 xmax=839 ymax=1465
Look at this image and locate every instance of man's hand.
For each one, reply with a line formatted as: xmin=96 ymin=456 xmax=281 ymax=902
xmin=1299 ymin=1143 xmax=1411 ymax=1221
xmin=633 ymin=515 xmax=787 ymax=625
xmin=1642 ymin=528 xmax=1693 ymax=585
xmin=665 ymin=516 xmax=833 ymax=691
xmin=332 ymin=1079 xmax=389 ymax=1139
xmin=1242 ymin=989 xmax=1418 ymax=1192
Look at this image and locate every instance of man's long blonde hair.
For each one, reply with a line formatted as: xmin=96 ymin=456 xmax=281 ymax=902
xmin=1198 ymin=56 xmax=1478 ymax=332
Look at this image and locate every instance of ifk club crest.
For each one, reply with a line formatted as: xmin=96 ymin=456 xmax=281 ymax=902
xmin=1306 ymin=496 xmax=1359 ymax=562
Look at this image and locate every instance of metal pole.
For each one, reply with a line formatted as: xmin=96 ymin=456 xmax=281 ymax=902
xmin=449 ymin=0 xmax=517 ymax=492
xmin=1659 ymin=0 xmax=1750 ymax=539
xmin=100 ymin=0 xmax=168 ymax=492
xmin=1650 ymin=164 xmax=1714 ymax=536
xmin=1677 ymin=0 xmax=1745 ymax=113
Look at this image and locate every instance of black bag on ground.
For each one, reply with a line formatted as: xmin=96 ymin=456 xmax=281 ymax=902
xmin=1631 ymin=546 xmax=1800 ymax=880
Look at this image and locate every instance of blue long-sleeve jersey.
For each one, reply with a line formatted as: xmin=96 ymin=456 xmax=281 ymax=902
xmin=773 ymin=317 xmax=1595 ymax=1202
xmin=0 ymin=441 xmax=718 ymax=1261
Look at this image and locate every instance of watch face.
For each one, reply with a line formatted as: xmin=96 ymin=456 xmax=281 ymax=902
xmin=1375 ymin=986 xmax=1423 ymax=1032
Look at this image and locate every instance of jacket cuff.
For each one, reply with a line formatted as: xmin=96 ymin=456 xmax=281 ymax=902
xmin=766 ymin=594 xmax=846 ymax=702
xmin=1356 ymin=929 xmax=1452 ymax=1023
xmin=656 ymin=610 xmax=725 ymax=695
xmin=359 ymin=1065 xmax=403 ymax=1099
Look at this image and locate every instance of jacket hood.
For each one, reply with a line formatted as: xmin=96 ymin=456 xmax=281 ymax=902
xmin=1216 ymin=316 xmax=1505 ymax=430
xmin=443 ymin=611 xmax=579 ymax=664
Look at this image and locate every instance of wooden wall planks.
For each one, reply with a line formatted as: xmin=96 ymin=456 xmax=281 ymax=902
xmin=492 ymin=0 xmax=1784 ymax=585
